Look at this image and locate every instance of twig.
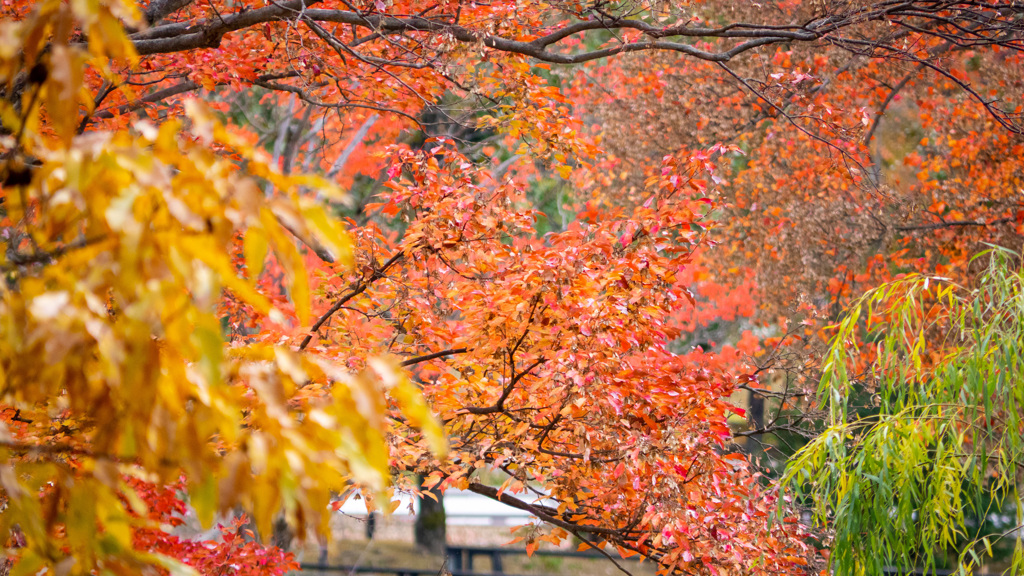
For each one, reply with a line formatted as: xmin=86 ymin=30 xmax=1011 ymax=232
xmin=299 ymin=251 xmax=404 ymax=350
xmin=400 ymin=348 xmax=469 ymax=367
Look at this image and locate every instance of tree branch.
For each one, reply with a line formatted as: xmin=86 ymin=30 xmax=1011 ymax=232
xmin=128 ymin=0 xmax=808 ymax=61
xmin=400 ymin=347 xmax=469 ymax=367
xmin=298 ymin=251 xmax=405 ymax=350
xmin=464 ymin=482 xmax=627 ymax=537
xmin=3 ymin=236 xmax=107 ymax=272
xmin=461 ymin=358 xmax=545 ymax=415
xmin=143 ymin=0 xmax=197 ymax=25
xmin=895 ymin=217 xmax=1015 ymax=232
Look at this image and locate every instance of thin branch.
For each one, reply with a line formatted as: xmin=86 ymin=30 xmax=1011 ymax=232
xmin=895 ymin=217 xmax=1015 ymax=232
xmin=298 ymin=251 xmax=405 ymax=350
xmin=327 ymin=113 xmax=378 ymax=179
xmin=863 ymin=70 xmax=917 ymax=146
xmin=88 ymin=80 xmax=200 ymax=123
xmin=461 ymin=358 xmax=545 ymax=415
xmin=400 ymin=347 xmax=469 ymax=367
xmin=3 ymin=236 xmax=107 ymax=272
xmin=465 ymin=482 xmax=629 ymax=537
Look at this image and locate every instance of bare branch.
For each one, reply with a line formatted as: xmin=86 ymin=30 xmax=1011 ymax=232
xmin=400 ymin=347 xmax=469 ymax=367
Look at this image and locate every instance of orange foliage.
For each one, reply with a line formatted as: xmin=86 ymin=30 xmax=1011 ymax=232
xmin=4 ymin=0 xmax=1023 ymax=574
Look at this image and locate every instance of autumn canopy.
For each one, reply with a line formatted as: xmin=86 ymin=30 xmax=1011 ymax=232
xmin=0 ymin=0 xmax=1022 ymax=574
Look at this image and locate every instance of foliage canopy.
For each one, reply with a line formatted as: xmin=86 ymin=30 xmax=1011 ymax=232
xmin=0 ymin=0 xmax=1023 ymax=574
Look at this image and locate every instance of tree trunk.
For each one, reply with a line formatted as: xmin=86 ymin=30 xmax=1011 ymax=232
xmin=414 ymin=478 xmax=446 ymax=555
xmin=748 ymin=390 xmax=765 ymax=433
xmin=271 ymin=514 xmax=294 ymax=551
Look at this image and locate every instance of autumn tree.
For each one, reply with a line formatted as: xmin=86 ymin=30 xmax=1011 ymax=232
xmin=564 ymin=1 xmax=1024 ymax=570
xmin=0 ymin=2 xmax=447 ymax=573
xmin=573 ymin=0 xmax=1023 ymax=467
xmin=3 ymin=0 xmax=1024 ymax=575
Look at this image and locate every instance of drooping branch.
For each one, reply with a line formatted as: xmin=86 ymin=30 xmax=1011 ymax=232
xmin=106 ymin=0 xmax=1024 ymax=144
xmin=127 ymin=0 xmax=813 ymax=59
xmin=251 ymin=77 xmax=423 ymax=126
xmin=463 ymin=481 xmax=667 ymax=576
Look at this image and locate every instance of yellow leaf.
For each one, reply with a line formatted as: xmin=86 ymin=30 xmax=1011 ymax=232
xmin=10 ymin=550 xmax=46 ymax=576
xmin=244 ymin=227 xmax=269 ymax=278
xmin=302 ymin=204 xmax=354 ymax=267
xmin=29 ymin=291 xmax=69 ymax=320
xmin=66 ymin=482 xmax=98 ymax=553
xmin=368 ymin=358 xmax=448 ymax=458
xmin=179 ymin=236 xmax=273 ymax=315
xmin=258 ymin=208 xmax=309 ymax=324
xmin=191 ymin=473 xmax=218 ymax=529
xmin=46 ymin=45 xmax=84 ymax=145
xmin=96 ymin=487 xmax=132 ymax=550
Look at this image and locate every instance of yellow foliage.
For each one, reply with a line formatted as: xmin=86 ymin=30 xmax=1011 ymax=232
xmin=0 ymin=0 xmax=444 ymax=573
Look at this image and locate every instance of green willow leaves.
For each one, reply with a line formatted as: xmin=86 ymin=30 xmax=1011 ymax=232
xmin=784 ymin=248 xmax=1024 ymax=575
